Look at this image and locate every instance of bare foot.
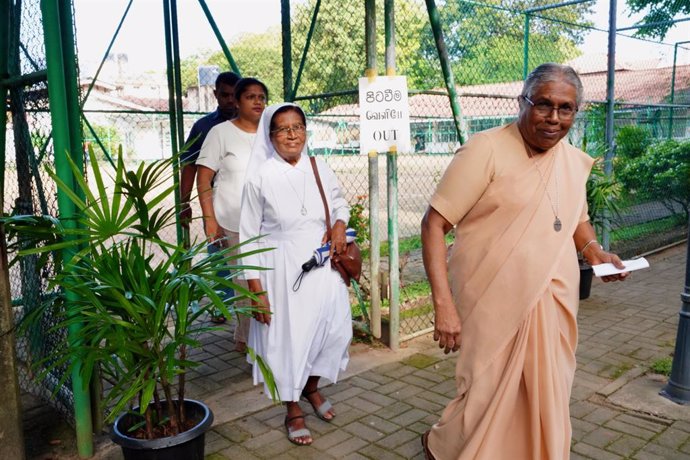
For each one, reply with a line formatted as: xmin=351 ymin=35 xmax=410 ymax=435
xmin=285 ymin=404 xmax=312 ymax=446
xmin=234 ymin=341 xmax=247 ymax=353
xmin=302 ymin=388 xmax=335 ymax=420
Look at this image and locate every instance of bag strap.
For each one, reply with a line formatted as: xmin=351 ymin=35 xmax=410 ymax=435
xmin=309 ymin=156 xmax=332 ymax=240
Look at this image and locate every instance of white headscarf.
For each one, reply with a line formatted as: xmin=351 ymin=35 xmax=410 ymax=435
xmin=244 ymin=102 xmax=309 ymax=182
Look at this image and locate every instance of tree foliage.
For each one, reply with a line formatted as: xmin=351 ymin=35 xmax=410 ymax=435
xmin=626 ymin=0 xmax=690 ymax=40
xmin=180 ymin=0 xmax=589 ymax=107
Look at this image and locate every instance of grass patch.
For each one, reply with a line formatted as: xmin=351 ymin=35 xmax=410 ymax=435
xmin=611 ymin=363 xmax=632 ymax=380
xmin=650 ymin=357 xmax=673 ymax=376
xmin=612 ymin=214 xmax=686 ymax=242
xmin=402 ymin=353 xmax=440 ymax=369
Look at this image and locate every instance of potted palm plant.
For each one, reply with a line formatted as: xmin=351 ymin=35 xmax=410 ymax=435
xmin=580 ymin=159 xmax=622 ymax=299
xmin=5 ymin=148 xmax=275 ymax=459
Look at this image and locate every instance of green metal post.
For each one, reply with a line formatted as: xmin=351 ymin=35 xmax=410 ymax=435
xmin=0 ymin=0 xmax=8 ymax=195
xmin=197 ymin=0 xmax=241 ymax=75
xmin=385 ymin=0 xmax=400 ymax=351
xmin=0 ymin=3 xmax=23 ymax=455
xmin=522 ymin=13 xmax=530 ymax=80
xmin=281 ymin=0 xmax=293 ymax=101
xmin=424 ymin=0 xmax=465 ymax=144
xmin=602 ymin=0 xmax=616 ymax=251
xmin=40 ymin=1 xmax=93 ymax=457
xmin=291 ymin=0 xmax=321 ymax=100
xmin=365 ymin=0 xmax=381 ymax=339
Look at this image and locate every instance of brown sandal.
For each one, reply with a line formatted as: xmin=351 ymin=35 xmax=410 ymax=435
xmin=421 ymin=430 xmax=436 ymax=460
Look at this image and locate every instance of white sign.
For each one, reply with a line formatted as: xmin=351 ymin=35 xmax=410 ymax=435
xmin=358 ymin=76 xmax=411 ymax=154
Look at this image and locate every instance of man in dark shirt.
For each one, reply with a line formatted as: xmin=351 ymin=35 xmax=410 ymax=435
xmin=180 ymin=71 xmax=241 ymax=227
xmin=180 ymin=71 xmax=240 ymax=325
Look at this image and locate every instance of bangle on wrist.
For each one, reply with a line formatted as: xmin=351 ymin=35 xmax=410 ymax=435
xmin=579 ymin=239 xmax=601 ymax=254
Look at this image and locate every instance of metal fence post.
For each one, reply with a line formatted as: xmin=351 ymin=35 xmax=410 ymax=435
xmin=424 ymin=0 xmax=465 ymax=145
xmin=661 ymin=222 xmax=690 ymax=404
xmin=602 ymin=0 xmax=617 ymax=251
xmin=281 ymin=0 xmax=293 ymax=101
xmin=365 ymin=0 xmax=381 ymax=339
xmin=40 ymin=0 xmax=93 ymax=456
xmin=522 ymin=13 xmax=530 ymax=80
xmin=197 ymin=0 xmax=241 ymax=75
xmin=385 ymin=0 xmax=399 ymax=351
xmin=668 ymin=41 xmax=690 ymax=140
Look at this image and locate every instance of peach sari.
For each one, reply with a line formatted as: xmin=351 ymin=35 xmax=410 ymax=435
xmin=428 ymin=123 xmax=594 ymax=460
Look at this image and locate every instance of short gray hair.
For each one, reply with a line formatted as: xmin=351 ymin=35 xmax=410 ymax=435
xmin=521 ymin=63 xmax=583 ymax=107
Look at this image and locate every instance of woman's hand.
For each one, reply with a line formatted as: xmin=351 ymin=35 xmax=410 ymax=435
xmin=247 ymin=279 xmax=271 ymax=325
xmin=331 ymin=220 xmax=347 ymax=256
xmin=434 ymin=300 xmax=462 ymax=354
xmin=584 ymin=244 xmax=629 ymax=282
xmin=252 ymin=293 xmax=272 ymax=325
xmin=203 ymin=217 xmax=222 ymax=243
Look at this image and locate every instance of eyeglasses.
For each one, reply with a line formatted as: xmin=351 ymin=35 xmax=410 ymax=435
xmin=271 ymin=124 xmax=306 ymax=137
xmin=522 ymin=96 xmax=578 ymax=120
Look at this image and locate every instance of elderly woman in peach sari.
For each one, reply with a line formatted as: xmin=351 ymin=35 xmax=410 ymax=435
xmin=420 ymin=63 xmax=628 ymax=460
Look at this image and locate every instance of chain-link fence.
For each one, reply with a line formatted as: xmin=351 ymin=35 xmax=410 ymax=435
xmin=3 ymin=0 xmax=75 ymax=418
xmin=4 ymin=1 xmax=690 ymax=422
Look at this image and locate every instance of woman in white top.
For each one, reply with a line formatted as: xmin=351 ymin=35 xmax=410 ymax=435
xmin=240 ymin=103 xmax=352 ymax=446
xmin=196 ymin=77 xmax=268 ymax=352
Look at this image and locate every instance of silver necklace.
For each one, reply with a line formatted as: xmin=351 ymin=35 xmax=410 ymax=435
xmin=286 ymin=171 xmax=308 ymax=216
xmin=526 ymin=144 xmax=561 ymax=232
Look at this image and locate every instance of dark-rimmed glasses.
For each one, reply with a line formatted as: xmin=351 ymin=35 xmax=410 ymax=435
xmin=271 ymin=124 xmax=307 ymax=137
xmin=521 ymin=96 xmax=578 ymax=120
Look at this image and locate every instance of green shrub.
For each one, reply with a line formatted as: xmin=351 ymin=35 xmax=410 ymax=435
xmin=617 ymin=139 xmax=690 ymax=219
xmin=615 ymin=125 xmax=653 ymax=161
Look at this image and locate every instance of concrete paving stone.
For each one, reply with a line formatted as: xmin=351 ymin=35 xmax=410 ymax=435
xmin=342 ymin=420 xmax=387 ymax=442
xmin=234 ymin=416 xmax=272 ymax=437
xmin=672 ymin=420 xmax=690 ymax=434
xmin=358 ymin=370 xmax=395 ymax=385
xmin=415 ymin=388 xmax=451 ymax=407
xmin=571 ymin=441 xmax=625 ymax=460
xmin=615 ymin=413 xmax=669 ymax=434
xmin=570 ymin=452 xmax=589 ymax=460
xmin=403 ymin=395 xmax=445 ymax=414
xmin=576 ymin=370 xmax=613 ymax=391
xmin=571 ymin=417 xmax=599 ymax=441
xmin=327 ymin=436 xmax=369 ymax=457
xmin=388 ymin=383 xmax=425 ymax=401
xmin=358 ymin=443 xmax=407 ymax=460
xmin=359 ymin=390 xmax=398 ymax=407
xmin=412 ymin=368 xmax=448 ymax=384
xmin=310 ymin=427 xmax=353 ymax=450
xmin=606 ymin=433 xmax=648 ymax=457
xmin=208 ymin=366 xmax=245 ymax=382
xmin=604 ymin=419 xmax=658 ymax=441
xmin=570 ymin=382 xmax=597 ymax=402
xmin=202 ymin=342 xmax=231 ymax=357
xmin=400 ymin=374 xmax=441 ymax=388
xmin=213 ymin=422 xmax=253 ymax=443
xmin=580 ymin=426 xmax=623 ymax=448
xmin=349 ymin=375 xmax=383 ymax=391
xmin=206 ymin=429 xmax=234 ymax=454
xmin=649 ymin=426 xmax=690 ymax=451
xmin=241 ymin=428 xmax=284 ymax=450
xmin=358 ymin=414 xmax=401 ymax=434
xmin=390 ymin=408 xmax=431 ymax=427
xmin=583 ymin=407 xmax=623 ymax=425
xmin=632 ymin=442 xmax=690 ymax=460
xmin=376 ymin=362 xmax=406 ymax=373
xmin=263 ymin=412 xmax=288 ymax=429
xmin=254 ymin=403 xmax=286 ymax=421
xmin=394 ymin=435 xmax=425 ymax=458
xmin=340 ymin=453 xmax=369 ymax=460
xmin=345 ymin=395 xmax=383 ymax=414
xmin=377 ymin=379 xmax=410 ymax=396
xmin=250 ymin=436 xmax=295 ymax=459
xmin=303 ymin=414 xmax=339 ymax=435
xmin=569 ymin=400 xmax=601 ymax=419
xmin=429 ymin=379 xmax=457 ymax=395
xmin=329 ymin=407 xmax=367 ymax=428
xmin=219 ymin=444 xmax=262 ymax=460
xmin=375 ymin=429 xmax=419 ymax=449
xmin=407 ymin=420 xmax=433 ymax=434
xmin=384 ymin=365 xmax=418 ymax=379
xmin=329 ymin=385 xmax=365 ymax=404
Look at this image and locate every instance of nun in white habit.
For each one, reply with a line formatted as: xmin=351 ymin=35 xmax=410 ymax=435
xmin=239 ymin=103 xmax=352 ymax=446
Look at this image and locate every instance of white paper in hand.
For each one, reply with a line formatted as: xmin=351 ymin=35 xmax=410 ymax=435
xmin=592 ymin=257 xmax=649 ymax=277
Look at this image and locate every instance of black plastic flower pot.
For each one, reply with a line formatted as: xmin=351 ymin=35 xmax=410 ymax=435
xmin=111 ymin=399 xmax=213 ymax=460
xmin=579 ymin=265 xmax=594 ymax=300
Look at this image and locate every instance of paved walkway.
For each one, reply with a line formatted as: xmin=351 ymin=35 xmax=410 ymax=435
xmin=27 ymin=243 xmax=690 ymax=459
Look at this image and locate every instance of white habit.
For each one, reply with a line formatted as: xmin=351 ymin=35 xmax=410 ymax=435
xmin=240 ymin=152 xmax=352 ymax=402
